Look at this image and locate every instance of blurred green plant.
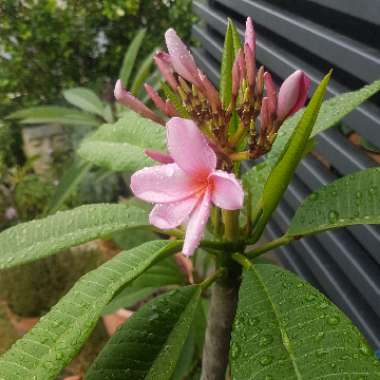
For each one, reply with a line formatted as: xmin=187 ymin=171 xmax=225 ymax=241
xmin=0 ymin=0 xmax=196 ymax=116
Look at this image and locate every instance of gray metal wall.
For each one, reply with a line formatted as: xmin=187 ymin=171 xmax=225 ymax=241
xmin=192 ymin=0 xmax=380 ymax=348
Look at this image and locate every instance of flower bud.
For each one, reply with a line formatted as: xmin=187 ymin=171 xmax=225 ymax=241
xmin=232 ymin=54 xmax=241 ymax=101
xmin=165 ymin=28 xmax=202 ymax=87
xmin=244 ymin=43 xmax=256 ymax=88
xmin=144 ymin=83 xmax=171 ymax=117
xmin=154 ymin=51 xmax=178 ymax=91
xmin=114 ymin=79 xmax=164 ymax=125
xmin=244 ymin=17 xmax=255 ymax=52
xmin=264 ymin=72 xmax=277 ymax=115
xmin=144 ymin=149 xmax=174 ymax=164
xmin=277 ymin=70 xmax=311 ymax=121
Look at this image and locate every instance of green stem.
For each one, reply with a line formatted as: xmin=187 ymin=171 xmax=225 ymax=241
xmin=232 ymin=252 xmax=252 ymax=269
xmin=201 ymin=268 xmax=226 ymax=289
xmin=245 ymin=234 xmax=293 ymax=258
xmin=222 ymin=209 xmax=240 ymax=241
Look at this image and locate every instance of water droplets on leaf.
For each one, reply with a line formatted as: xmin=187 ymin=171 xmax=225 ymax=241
xmin=327 ymin=315 xmax=340 ymax=326
xmin=328 ymin=210 xmax=339 ymax=223
xmin=259 ymin=355 xmax=273 ymax=366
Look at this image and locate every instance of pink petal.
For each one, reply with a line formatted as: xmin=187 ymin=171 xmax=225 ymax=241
xmin=114 ymin=80 xmax=164 ymax=125
xmin=182 ymin=187 xmax=212 ymax=257
xmin=144 ymin=149 xmax=174 ymax=164
xmin=131 ymin=163 xmax=204 ymax=203
xmin=209 ymin=170 xmax=244 ymax=210
xmin=149 ymin=194 xmax=200 ymax=229
xmin=144 ymin=83 xmax=168 ymax=116
xmin=165 ymin=28 xmax=202 ymax=87
xmin=166 ymin=117 xmax=217 ymax=177
xmin=264 ymin=71 xmax=277 ymax=115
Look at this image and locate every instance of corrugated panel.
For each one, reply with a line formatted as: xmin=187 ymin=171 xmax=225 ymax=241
xmin=193 ymin=0 xmax=380 ymax=348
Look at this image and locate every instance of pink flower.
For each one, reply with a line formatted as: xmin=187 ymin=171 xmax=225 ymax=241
xmin=277 ymin=70 xmax=311 ymax=121
xmin=131 ymin=117 xmax=244 ymax=256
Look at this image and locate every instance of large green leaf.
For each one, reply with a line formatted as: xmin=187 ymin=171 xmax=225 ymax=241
xmin=119 ymin=28 xmax=146 ymax=88
xmin=78 ymin=112 xmax=166 ymax=172
xmin=0 ymin=203 xmax=149 ymax=269
xmin=102 ymin=256 xmax=185 ymax=315
xmin=288 ymin=167 xmax=380 ymax=237
xmin=86 ymin=285 xmax=202 ymax=380
xmin=63 ymin=87 xmax=105 ymax=117
xmin=45 ymin=158 xmax=92 ymax=214
xmin=7 ymin=106 xmax=100 ymax=127
xmin=243 ymin=79 xmax=380 ymax=212
xmin=0 ymin=240 xmax=181 ymax=380
xmin=231 ymin=264 xmax=380 ymax=379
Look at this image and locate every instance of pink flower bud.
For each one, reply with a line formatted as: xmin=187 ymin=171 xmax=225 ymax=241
xmin=237 ymin=49 xmax=246 ymax=80
xmin=144 ymin=149 xmax=174 ymax=164
xmin=198 ymin=70 xmax=221 ymax=111
xmin=114 ymin=79 xmax=164 ymax=125
xmin=245 ymin=17 xmax=255 ymax=52
xmin=232 ymin=54 xmax=241 ymax=100
xmin=154 ymin=51 xmax=178 ymax=91
xmin=144 ymin=83 xmax=171 ymax=117
xmin=165 ymin=28 xmax=202 ymax=87
xmin=260 ymin=97 xmax=271 ymax=133
xmin=277 ymin=70 xmax=311 ymax=121
xmin=244 ymin=43 xmax=256 ymax=88
xmin=264 ymin=72 xmax=277 ymax=115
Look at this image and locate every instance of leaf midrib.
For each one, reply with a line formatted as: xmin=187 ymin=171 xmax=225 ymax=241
xmin=251 ymin=266 xmax=303 ymax=380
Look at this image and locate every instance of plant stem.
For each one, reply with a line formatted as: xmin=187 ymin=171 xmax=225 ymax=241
xmin=245 ymin=234 xmax=293 ymax=258
xmin=201 ymin=260 xmax=241 ymax=380
xmin=201 ymin=210 xmax=242 ymax=380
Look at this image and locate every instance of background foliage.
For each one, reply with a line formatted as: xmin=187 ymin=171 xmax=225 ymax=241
xmin=0 ymin=0 xmax=196 ymax=116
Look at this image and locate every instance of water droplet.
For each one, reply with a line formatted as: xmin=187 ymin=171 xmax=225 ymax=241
xmin=355 ymin=191 xmax=363 ymax=199
xmin=316 ymin=331 xmax=325 ymax=342
xmin=260 ymin=355 xmax=273 ymax=366
xmin=327 ymin=315 xmax=340 ymax=326
xmin=359 ymin=343 xmax=370 ymax=356
xmin=310 ymin=193 xmax=319 ymax=201
xmin=305 ymin=294 xmax=316 ymax=302
xmin=230 ymin=342 xmax=240 ymax=359
xmin=328 ymin=210 xmax=339 ymax=223
xmin=259 ymin=334 xmax=273 ymax=347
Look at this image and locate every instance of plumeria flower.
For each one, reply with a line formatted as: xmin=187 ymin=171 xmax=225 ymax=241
xmin=131 ymin=117 xmax=244 ymax=257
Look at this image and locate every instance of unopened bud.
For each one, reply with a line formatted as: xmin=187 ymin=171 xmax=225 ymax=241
xmin=114 ymin=79 xmax=164 ymax=125
xmin=277 ymin=70 xmax=311 ymax=121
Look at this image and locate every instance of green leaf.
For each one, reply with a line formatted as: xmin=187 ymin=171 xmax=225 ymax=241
xmin=7 ymin=106 xmax=101 ymax=127
xmin=130 ymin=50 xmax=154 ymax=96
xmin=231 ymin=264 xmax=380 ymax=379
xmin=0 ymin=240 xmax=181 ymax=380
xmin=45 ymin=158 xmax=92 ymax=214
xmin=230 ymin=19 xmax=242 ymax=54
xmin=63 ymin=87 xmax=105 ymax=117
xmin=220 ymin=19 xmax=234 ymax=108
xmin=0 ymin=203 xmax=149 ymax=270
xmin=288 ymin=167 xmax=380 ymax=237
xmin=78 ymin=112 xmax=166 ymax=172
xmin=243 ymin=79 xmax=380 ymax=213
xmin=86 ymin=285 xmax=202 ymax=380
xmin=119 ymin=28 xmax=146 ymax=88
xmin=255 ymin=71 xmax=331 ymax=236
xmin=102 ymin=256 xmax=185 ymax=315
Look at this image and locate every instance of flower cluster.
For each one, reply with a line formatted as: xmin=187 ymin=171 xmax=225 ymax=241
xmin=114 ymin=17 xmax=311 ymax=256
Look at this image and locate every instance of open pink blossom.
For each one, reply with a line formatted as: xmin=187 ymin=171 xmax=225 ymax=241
xmin=131 ymin=117 xmax=244 ymax=256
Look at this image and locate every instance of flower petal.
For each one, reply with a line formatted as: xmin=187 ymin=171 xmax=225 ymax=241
xmin=167 ymin=117 xmax=217 ymax=177
xmin=149 ymin=194 xmax=200 ymax=229
xmin=131 ymin=163 xmax=203 ymax=203
xmin=182 ymin=187 xmax=211 ymax=257
xmin=209 ymin=170 xmax=244 ymax=210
